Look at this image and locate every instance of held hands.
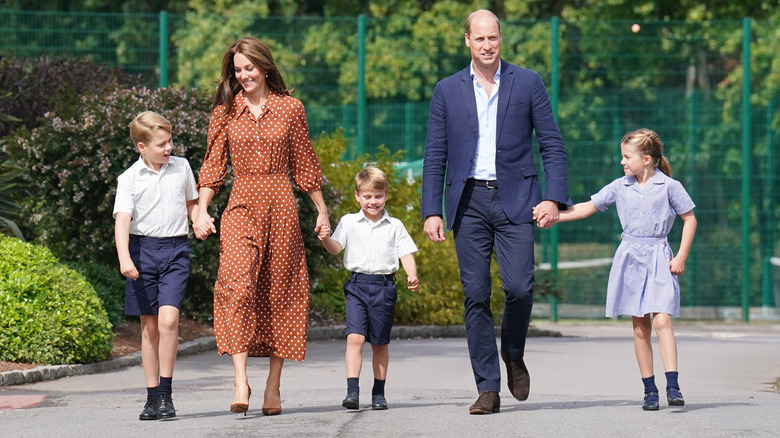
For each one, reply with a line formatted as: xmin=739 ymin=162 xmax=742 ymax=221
xmin=318 ymin=223 xmax=331 ymax=240
xmin=532 ymin=200 xmax=560 ymax=229
xmin=407 ymin=275 xmax=419 ymax=292
xmin=194 ymin=214 xmax=216 ymax=240
xmin=315 ymin=212 xmax=331 ymax=241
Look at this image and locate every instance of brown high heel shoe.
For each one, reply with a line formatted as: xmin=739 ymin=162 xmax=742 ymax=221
xmin=230 ymin=385 xmax=251 ymax=415
xmin=262 ymin=390 xmax=282 ymax=416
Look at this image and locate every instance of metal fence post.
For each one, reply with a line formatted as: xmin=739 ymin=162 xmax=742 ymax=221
xmin=549 ymin=16 xmax=561 ymax=322
xmin=761 ymin=97 xmax=776 ymax=309
xmin=357 ymin=14 xmax=366 ymax=156
xmin=158 ymin=11 xmax=168 ymax=89
xmin=740 ymin=17 xmax=752 ymax=322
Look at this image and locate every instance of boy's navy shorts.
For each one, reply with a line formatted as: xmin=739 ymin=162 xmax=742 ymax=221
xmin=124 ymin=235 xmax=190 ymax=316
xmin=343 ymin=272 xmax=397 ymax=346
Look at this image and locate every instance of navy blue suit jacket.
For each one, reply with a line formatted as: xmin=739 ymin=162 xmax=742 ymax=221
xmin=422 ymin=60 xmax=571 ymax=228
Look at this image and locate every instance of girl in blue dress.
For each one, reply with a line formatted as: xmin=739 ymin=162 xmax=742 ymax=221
xmin=535 ymin=128 xmax=697 ymax=411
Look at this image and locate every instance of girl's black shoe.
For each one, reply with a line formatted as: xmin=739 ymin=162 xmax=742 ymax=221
xmin=642 ymin=391 xmax=659 ymax=411
xmin=667 ymin=387 xmax=685 ymax=406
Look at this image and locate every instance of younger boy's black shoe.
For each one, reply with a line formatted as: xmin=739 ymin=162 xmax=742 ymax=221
xmin=156 ymin=392 xmax=176 ymax=419
xmin=371 ymin=394 xmax=388 ymax=410
xmin=342 ymin=392 xmax=359 ymax=409
xmin=139 ymin=397 xmax=159 ymax=420
xmin=642 ymin=391 xmax=660 ymax=411
xmin=667 ymin=387 xmax=685 ymax=406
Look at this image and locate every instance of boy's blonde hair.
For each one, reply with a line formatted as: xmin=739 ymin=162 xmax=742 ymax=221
xmin=355 ymin=166 xmax=389 ymax=193
xmin=129 ymin=111 xmax=172 ymax=147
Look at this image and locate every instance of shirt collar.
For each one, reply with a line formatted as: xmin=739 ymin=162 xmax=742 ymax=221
xmin=469 ymin=59 xmax=502 ymax=82
xmin=236 ymin=90 xmax=278 ymax=117
xmin=135 ymin=156 xmax=168 ymax=174
xmin=357 ymin=208 xmax=390 ymax=224
xmin=622 ymin=170 xmax=667 ymax=186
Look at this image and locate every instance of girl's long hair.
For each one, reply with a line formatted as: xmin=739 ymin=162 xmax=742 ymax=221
xmin=212 ymin=37 xmax=291 ymax=117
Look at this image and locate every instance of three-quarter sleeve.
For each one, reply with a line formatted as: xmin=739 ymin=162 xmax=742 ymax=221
xmin=287 ymin=99 xmax=322 ymax=193
xmin=197 ymin=106 xmax=231 ymax=193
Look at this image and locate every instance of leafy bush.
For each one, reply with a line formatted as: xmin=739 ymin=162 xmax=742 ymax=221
xmin=66 ymin=261 xmax=127 ymax=329
xmin=6 ymin=86 xmax=225 ymax=322
xmin=0 ymin=235 xmax=114 ymax=364
xmin=0 ymin=52 xmax=141 ymax=139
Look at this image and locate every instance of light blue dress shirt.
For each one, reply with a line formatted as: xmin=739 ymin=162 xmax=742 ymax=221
xmin=468 ymin=60 xmax=501 ymax=180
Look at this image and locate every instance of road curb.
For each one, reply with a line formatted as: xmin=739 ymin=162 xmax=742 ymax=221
xmin=0 ymin=324 xmax=560 ymax=387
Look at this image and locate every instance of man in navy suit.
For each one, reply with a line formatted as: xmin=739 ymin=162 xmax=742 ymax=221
xmin=422 ymin=9 xmax=571 ymax=415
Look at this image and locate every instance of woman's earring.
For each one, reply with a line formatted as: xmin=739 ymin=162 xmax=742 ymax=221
xmin=265 ymin=73 xmax=268 ymax=78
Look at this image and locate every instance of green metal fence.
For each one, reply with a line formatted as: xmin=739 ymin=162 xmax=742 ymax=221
xmin=1 ymin=11 xmax=778 ymax=320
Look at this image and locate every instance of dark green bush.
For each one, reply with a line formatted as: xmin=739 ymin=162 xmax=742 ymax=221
xmin=66 ymin=261 xmax=127 ymax=329
xmin=0 ymin=52 xmax=141 ymax=138
xmin=0 ymin=235 xmax=114 ymax=364
xmin=6 ymin=86 xmax=224 ymax=322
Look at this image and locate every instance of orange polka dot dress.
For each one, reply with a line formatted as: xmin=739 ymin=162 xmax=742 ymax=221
xmin=198 ymin=91 xmax=322 ymax=361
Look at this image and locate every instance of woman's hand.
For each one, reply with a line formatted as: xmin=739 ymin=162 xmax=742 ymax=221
xmin=194 ymin=213 xmax=216 ymax=240
xmin=315 ymin=212 xmax=330 ymax=241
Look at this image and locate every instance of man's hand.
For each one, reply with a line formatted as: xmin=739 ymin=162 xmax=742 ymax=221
xmin=423 ymin=216 xmax=446 ymax=242
xmin=533 ymin=200 xmax=560 ymax=229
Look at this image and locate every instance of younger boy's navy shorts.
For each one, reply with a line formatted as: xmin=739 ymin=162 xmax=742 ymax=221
xmin=343 ymin=272 xmax=397 ymax=346
xmin=124 ymin=235 xmax=190 ymax=316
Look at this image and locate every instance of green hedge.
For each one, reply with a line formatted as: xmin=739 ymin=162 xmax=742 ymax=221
xmin=0 ymin=235 xmax=114 ymax=364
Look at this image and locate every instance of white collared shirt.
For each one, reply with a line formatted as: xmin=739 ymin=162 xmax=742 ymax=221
xmin=113 ymin=155 xmax=198 ymax=237
xmin=469 ymin=60 xmax=501 ymax=180
xmin=331 ymin=209 xmax=418 ymax=275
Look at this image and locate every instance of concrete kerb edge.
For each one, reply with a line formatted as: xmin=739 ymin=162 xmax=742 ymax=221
xmin=0 ymin=324 xmax=560 ymax=387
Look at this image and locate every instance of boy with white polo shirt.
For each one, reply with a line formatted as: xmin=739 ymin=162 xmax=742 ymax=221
xmin=321 ymin=166 xmax=419 ymax=410
xmin=113 ymin=111 xmax=199 ymax=420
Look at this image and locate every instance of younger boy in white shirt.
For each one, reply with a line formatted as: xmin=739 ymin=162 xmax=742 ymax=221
xmin=321 ymin=166 xmax=419 ymax=410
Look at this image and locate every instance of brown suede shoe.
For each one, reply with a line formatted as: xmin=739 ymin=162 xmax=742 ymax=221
xmin=501 ymin=350 xmax=530 ymax=401
xmin=468 ymin=391 xmax=500 ymax=414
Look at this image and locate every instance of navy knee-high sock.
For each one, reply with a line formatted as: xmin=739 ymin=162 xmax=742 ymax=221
xmin=642 ymin=376 xmax=658 ymax=394
xmin=665 ymin=371 xmax=680 ymax=390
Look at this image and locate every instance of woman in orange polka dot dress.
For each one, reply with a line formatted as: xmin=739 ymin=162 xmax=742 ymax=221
xmin=193 ymin=37 xmax=330 ymax=416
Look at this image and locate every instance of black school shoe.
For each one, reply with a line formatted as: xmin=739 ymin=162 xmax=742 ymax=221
xmin=156 ymin=392 xmax=176 ymax=418
xmin=139 ymin=397 xmax=158 ymax=420
xmin=667 ymin=387 xmax=685 ymax=406
xmin=642 ymin=391 xmax=659 ymax=411
xmin=342 ymin=392 xmax=359 ymax=409
xmin=371 ymin=394 xmax=388 ymax=410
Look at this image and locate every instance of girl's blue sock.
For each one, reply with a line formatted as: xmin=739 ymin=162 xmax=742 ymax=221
xmin=665 ymin=371 xmax=680 ymax=390
xmin=642 ymin=375 xmax=658 ymax=394
xmin=147 ymin=386 xmax=158 ymax=399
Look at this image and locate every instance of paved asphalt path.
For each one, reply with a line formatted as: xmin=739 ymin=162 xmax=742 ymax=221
xmin=2 ymin=321 xmax=779 ymax=437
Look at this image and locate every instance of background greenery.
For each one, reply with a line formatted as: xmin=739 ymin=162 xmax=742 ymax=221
xmin=1 ymin=1 xmax=779 ymax=348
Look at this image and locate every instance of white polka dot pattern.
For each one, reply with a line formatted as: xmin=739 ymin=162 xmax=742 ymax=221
xmin=198 ymin=91 xmax=322 ymax=361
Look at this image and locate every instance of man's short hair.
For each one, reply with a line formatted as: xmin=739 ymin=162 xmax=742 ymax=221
xmin=465 ymin=9 xmax=501 ymax=36
xmin=355 ymin=166 xmax=389 ymax=193
xmin=129 ymin=111 xmax=172 ymax=147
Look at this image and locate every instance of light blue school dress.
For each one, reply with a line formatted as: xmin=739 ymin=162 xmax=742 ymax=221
xmin=591 ymin=171 xmax=695 ymax=317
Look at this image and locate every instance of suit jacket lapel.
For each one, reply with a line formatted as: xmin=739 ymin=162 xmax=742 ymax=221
xmin=458 ymin=68 xmax=479 ymax=150
xmin=495 ymin=61 xmax=512 ymax=146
